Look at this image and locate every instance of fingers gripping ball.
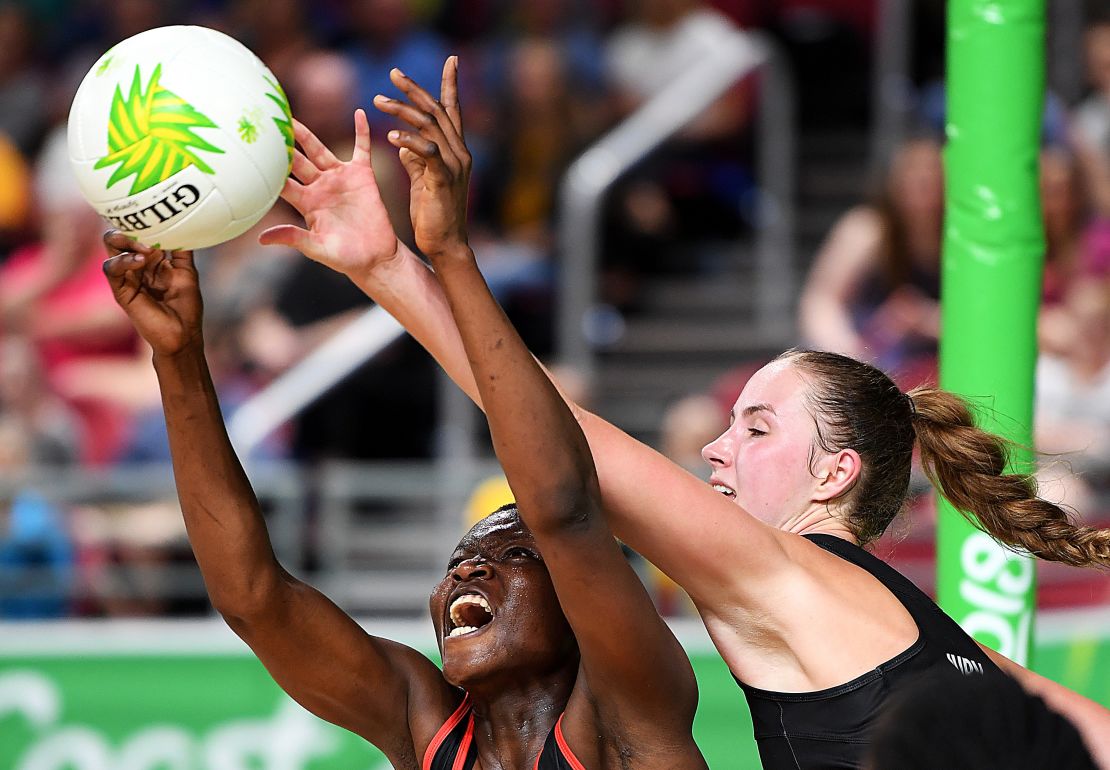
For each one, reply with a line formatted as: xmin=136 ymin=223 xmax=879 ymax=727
xmin=68 ymin=26 xmax=294 ymax=250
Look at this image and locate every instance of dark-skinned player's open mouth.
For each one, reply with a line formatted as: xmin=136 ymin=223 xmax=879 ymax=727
xmin=446 ymin=592 xmax=495 ymax=639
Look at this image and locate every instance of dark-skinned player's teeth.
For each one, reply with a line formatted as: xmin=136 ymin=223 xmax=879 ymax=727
xmin=448 ymin=594 xmax=493 ymax=637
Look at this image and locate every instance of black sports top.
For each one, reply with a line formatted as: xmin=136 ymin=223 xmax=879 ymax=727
xmin=737 ymin=533 xmax=1004 ymax=769
xmin=423 ymin=694 xmax=587 ymax=770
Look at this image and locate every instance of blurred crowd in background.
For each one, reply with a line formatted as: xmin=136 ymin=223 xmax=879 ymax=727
xmin=1 ymin=0 xmax=1110 ymax=619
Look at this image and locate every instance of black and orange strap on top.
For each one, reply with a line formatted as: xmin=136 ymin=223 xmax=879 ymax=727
xmin=532 ymin=714 xmax=588 ymax=770
xmin=422 ymin=696 xmax=587 ymax=770
xmin=423 ymin=694 xmax=476 ymax=770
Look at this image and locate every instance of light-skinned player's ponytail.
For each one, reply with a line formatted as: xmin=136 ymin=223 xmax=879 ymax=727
xmin=783 ymin=349 xmax=1110 ymax=567
xmin=909 ymin=387 xmax=1110 ymax=568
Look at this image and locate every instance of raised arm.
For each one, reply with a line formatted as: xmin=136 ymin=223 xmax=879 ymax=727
xmin=376 ymin=59 xmax=703 ymax=748
xmin=261 ymin=72 xmax=790 ymax=615
xmin=257 ymin=109 xmax=481 ymax=406
xmin=100 ymin=233 xmax=455 ymax=763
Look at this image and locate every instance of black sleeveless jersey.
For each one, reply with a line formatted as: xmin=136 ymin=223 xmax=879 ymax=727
xmin=424 ymin=694 xmax=586 ymax=770
xmin=736 ymin=533 xmax=1005 ymax=769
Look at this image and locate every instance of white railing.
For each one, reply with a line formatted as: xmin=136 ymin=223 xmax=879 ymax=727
xmin=556 ymin=30 xmax=796 ymax=377
xmin=223 ymin=28 xmax=795 ymax=457
xmin=226 ymin=306 xmax=405 ymax=458
xmin=0 ymin=459 xmax=499 ymax=615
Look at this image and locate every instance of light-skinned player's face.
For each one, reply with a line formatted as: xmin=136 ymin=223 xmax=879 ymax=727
xmin=701 ymin=361 xmax=834 ymax=529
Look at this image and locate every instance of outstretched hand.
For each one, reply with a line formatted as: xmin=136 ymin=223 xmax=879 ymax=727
xmin=373 ymin=57 xmax=472 ymax=262
xmin=101 ymin=230 xmax=202 ymax=357
xmin=259 ymin=110 xmax=401 ymax=275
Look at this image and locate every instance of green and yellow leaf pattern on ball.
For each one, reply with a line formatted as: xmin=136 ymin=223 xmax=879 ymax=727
xmin=264 ymin=75 xmax=294 ymax=172
xmin=238 ymin=117 xmax=259 ymax=143
xmin=94 ymin=64 xmax=225 ymax=195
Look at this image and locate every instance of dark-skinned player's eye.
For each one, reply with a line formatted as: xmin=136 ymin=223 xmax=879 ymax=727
xmin=504 ymin=547 xmax=538 ymax=561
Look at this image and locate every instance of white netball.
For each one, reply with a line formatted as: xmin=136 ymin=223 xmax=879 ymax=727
xmin=67 ymin=25 xmax=293 ymax=250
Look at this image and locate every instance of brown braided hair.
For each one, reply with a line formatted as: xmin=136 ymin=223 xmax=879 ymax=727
xmin=780 ymin=349 xmax=1110 ymax=567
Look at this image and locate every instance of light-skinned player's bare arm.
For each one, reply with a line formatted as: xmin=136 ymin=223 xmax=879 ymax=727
xmin=260 ymin=87 xmax=791 ymax=612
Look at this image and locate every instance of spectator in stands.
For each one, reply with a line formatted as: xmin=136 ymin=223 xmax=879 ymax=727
xmin=600 ymin=0 xmax=757 ymax=307
xmin=479 ymin=38 xmax=595 ymax=247
xmin=469 ymin=37 xmax=590 ymax=344
xmin=1035 ymin=279 xmax=1110 ymax=514
xmin=258 ymin=255 xmax=439 ymax=462
xmin=0 ymin=336 xmax=79 ymax=466
xmin=1074 ymin=30 xmax=1110 ymax=285
xmin=605 ymin=0 xmax=752 ymax=141
xmin=286 ymin=50 xmax=361 ymax=160
xmin=0 ymin=417 xmax=75 ymax=618
xmin=345 ymin=0 xmax=449 ymax=133
xmin=75 ymin=497 xmax=193 ymax=617
xmin=1038 ymin=146 xmax=1107 ymax=358
xmin=798 ymin=135 xmax=942 ymax=381
xmin=101 ymin=0 xmax=166 ymax=42
xmin=660 ymin=393 xmax=725 ymax=477
xmin=0 ymin=127 xmax=139 ymax=464
xmin=228 ymin=0 xmax=316 ymax=86
xmin=1074 ymin=16 xmax=1110 ymax=222
xmin=0 ymin=132 xmax=31 ymax=253
xmin=237 ymin=52 xmax=441 ymax=462
xmin=1042 ymin=147 xmax=1087 ymax=307
xmin=51 ymin=0 xmax=170 ymax=80
xmin=482 ymin=0 xmax=608 ymax=111
xmin=0 ymin=3 xmax=47 ymax=155
xmin=196 ymin=204 xmax=302 ymax=350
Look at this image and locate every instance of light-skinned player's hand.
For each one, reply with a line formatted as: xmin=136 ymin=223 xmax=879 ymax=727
xmin=373 ymin=57 xmax=471 ymax=263
xmin=258 ymin=111 xmax=401 ymax=276
xmin=101 ymin=230 xmax=202 ymax=357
